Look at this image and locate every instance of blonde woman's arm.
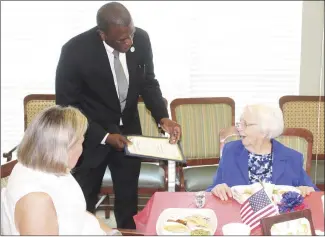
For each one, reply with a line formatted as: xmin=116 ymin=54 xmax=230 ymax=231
xmin=97 ymin=217 xmax=122 ymax=235
xmin=87 ymin=211 xmax=122 ymax=235
xmin=15 ymin=192 xmax=59 ymax=235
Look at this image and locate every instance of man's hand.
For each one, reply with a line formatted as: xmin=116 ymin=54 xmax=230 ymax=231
xmin=160 ymin=118 xmax=181 ymax=144
xmin=106 ymin=134 xmax=131 ymax=151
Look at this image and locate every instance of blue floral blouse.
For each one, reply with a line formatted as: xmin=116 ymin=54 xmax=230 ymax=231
xmin=248 ymin=152 xmax=273 ymax=184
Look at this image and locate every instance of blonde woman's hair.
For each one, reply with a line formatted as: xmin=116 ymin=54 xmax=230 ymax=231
xmin=243 ymin=104 xmax=284 ymax=139
xmin=17 ymin=105 xmax=88 ymax=175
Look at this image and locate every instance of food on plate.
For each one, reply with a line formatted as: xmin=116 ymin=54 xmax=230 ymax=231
xmin=162 ymin=214 xmax=213 ymax=235
xmin=233 ymin=184 xmax=301 ymax=205
xmin=190 ymin=229 xmax=211 ymax=236
xmin=163 ymin=222 xmax=190 ymax=233
xmin=167 ymin=219 xmax=187 ymax=226
xmin=243 ymin=188 xmax=253 ymax=195
xmin=185 ymin=215 xmax=210 ymax=228
xmin=272 ymin=189 xmax=287 ymax=195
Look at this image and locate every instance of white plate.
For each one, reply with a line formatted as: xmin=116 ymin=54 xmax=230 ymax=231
xmin=155 ymin=208 xmax=217 ymax=235
xmin=272 ymin=185 xmax=301 ymax=203
xmin=231 ymin=183 xmax=262 ymax=204
xmin=231 ymin=184 xmax=301 ymax=204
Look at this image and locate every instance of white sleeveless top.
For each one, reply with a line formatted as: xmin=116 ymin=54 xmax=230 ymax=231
xmin=1 ymin=162 xmax=106 ymax=235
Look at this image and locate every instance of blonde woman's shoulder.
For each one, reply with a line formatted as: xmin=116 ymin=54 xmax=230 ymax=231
xmin=15 ymin=192 xmax=59 ymax=235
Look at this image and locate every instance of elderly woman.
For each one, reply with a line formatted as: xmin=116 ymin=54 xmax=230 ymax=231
xmin=207 ymin=104 xmax=318 ymax=201
xmin=1 ymin=106 xmax=120 ymax=235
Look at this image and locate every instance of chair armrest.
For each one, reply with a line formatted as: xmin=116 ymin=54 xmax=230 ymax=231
xmin=158 ymin=159 xmax=168 ymax=167
xmin=3 ymin=145 xmax=18 ymax=162
xmin=175 ymin=161 xmax=186 ymax=191
xmin=176 ymin=162 xmax=187 ymax=168
xmin=1 ymin=160 xmax=18 ymax=178
xmin=158 ymin=159 xmax=168 ymax=191
xmin=175 ymin=165 xmax=185 ymax=192
xmin=118 ymin=228 xmax=144 ymax=236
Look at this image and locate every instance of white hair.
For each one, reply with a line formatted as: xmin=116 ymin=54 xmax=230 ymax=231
xmin=243 ymin=104 xmax=284 ymax=139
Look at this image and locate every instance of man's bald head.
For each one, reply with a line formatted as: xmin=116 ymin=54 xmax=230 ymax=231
xmin=96 ymin=2 xmax=132 ymax=33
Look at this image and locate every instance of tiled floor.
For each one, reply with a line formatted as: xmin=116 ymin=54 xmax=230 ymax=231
xmin=96 ymin=210 xmax=117 ymax=228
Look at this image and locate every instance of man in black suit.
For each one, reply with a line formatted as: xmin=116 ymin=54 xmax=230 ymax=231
xmin=55 ymin=2 xmax=181 ymax=229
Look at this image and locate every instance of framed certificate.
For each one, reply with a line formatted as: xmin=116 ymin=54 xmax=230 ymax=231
xmin=124 ymin=135 xmax=186 ymax=163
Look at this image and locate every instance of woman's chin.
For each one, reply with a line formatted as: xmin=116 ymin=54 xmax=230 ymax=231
xmin=241 ymin=137 xmax=249 ymax=146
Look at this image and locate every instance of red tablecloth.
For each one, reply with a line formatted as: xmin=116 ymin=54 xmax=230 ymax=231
xmin=134 ymin=191 xmax=324 ymax=235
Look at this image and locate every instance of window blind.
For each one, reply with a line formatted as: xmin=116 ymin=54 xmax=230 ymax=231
xmin=187 ymin=1 xmax=302 ymax=119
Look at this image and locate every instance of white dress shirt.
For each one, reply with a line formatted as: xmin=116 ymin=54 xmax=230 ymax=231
xmin=101 ymin=41 xmax=129 ymax=145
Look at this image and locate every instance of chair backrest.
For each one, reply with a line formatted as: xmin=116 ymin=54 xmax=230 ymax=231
xmin=279 ymin=95 xmax=324 ymax=159
xmin=24 ymin=94 xmax=166 ymax=137
xmin=276 ymin=128 xmax=313 ymax=174
xmin=137 ymin=96 xmax=168 ymax=165
xmin=137 ymin=96 xmax=167 ymax=137
xmin=24 ymin=94 xmax=56 ymax=130
xmin=219 ymin=126 xmax=313 ymax=175
xmin=170 ymin=97 xmax=235 ymax=166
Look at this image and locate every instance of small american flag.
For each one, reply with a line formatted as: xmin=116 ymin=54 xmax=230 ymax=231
xmin=240 ymin=188 xmax=278 ymax=230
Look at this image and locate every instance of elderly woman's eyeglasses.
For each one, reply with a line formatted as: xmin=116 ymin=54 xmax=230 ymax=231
xmin=235 ymin=121 xmax=258 ymax=129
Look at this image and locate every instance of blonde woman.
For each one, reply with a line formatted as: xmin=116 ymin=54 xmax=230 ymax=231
xmin=1 ymin=106 xmax=120 ymax=235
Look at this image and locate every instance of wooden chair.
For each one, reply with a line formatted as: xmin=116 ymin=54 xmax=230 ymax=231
xmin=280 ymin=95 xmax=324 ymax=190
xmin=219 ymin=126 xmax=314 ymax=175
xmin=0 ymin=161 xmax=143 ymax=236
xmin=98 ymin=97 xmax=169 ymax=218
xmin=1 ymin=160 xmax=18 ymax=189
xmin=3 ymin=94 xmax=56 ymax=161
xmin=170 ymin=97 xmax=235 ymax=192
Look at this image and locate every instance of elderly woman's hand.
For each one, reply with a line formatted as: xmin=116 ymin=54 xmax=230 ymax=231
xmin=211 ymin=183 xmax=233 ymax=201
xmin=297 ymin=186 xmax=315 ymax=197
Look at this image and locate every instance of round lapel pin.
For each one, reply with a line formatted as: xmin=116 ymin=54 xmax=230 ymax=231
xmin=130 ymin=46 xmax=135 ymax=52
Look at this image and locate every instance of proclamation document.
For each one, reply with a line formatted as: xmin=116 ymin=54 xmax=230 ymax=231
xmin=124 ymin=135 xmax=186 ymax=163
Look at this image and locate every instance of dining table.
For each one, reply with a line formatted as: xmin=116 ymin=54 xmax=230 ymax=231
xmin=133 ymin=191 xmax=324 ymax=235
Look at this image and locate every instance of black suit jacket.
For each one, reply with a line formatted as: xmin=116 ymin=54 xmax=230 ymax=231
xmin=55 ymin=27 xmax=169 ymax=168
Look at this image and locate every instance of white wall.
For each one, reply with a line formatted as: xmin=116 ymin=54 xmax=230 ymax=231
xmin=299 ymin=1 xmax=324 ymax=96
